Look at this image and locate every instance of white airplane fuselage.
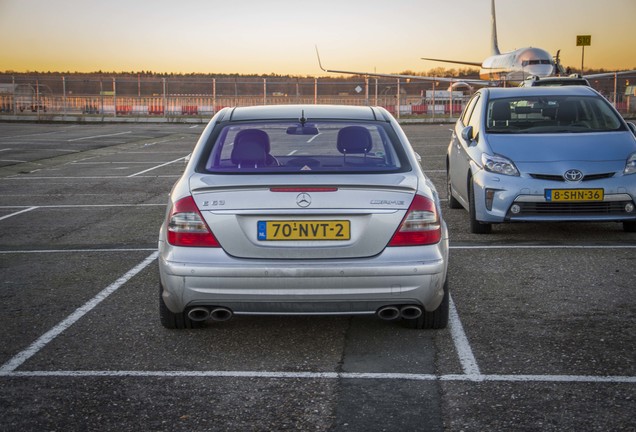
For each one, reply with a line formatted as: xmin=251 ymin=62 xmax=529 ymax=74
xmin=480 ymin=47 xmax=555 ymax=82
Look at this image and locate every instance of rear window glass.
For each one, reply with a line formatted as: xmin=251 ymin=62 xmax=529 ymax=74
xmin=198 ymin=121 xmax=409 ymax=174
xmin=486 ymin=95 xmax=625 ymax=134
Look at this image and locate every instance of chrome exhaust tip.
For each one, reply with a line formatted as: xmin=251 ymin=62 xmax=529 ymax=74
xmin=187 ymin=307 xmax=211 ymax=322
xmin=376 ymin=306 xmax=401 ymax=321
xmin=400 ymin=305 xmax=423 ymax=320
xmin=210 ymin=307 xmax=233 ymax=322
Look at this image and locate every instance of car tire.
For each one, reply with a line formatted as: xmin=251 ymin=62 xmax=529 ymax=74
xmin=403 ymin=279 xmax=449 ymax=330
xmin=447 ymin=169 xmax=462 ymax=209
xmin=159 ymin=283 xmax=203 ymax=329
xmin=624 ymin=220 xmax=636 ymax=232
xmin=469 ymin=180 xmax=492 ymax=234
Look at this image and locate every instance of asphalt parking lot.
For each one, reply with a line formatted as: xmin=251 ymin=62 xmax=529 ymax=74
xmin=0 ymin=121 xmax=634 ymax=431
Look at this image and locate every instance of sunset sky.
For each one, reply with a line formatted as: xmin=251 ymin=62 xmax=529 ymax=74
xmin=1 ymin=0 xmax=634 ymax=75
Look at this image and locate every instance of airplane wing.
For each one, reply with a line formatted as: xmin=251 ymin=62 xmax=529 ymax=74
xmin=420 ymin=57 xmax=483 ymax=67
xmin=583 ymin=70 xmax=636 ymax=79
xmin=316 ymin=47 xmax=489 ymax=85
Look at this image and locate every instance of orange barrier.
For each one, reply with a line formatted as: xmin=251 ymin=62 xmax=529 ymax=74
xmin=411 ymin=105 xmax=428 ymax=114
xmin=181 ymin=105 xmax=198 ymax=115
xmin=149 ymin=102 xmax=164 ymax=115
xmin=445 ymin=104 xmax=463 ymax=114
xmin=116 ymin=105 xmax=132 ymax=115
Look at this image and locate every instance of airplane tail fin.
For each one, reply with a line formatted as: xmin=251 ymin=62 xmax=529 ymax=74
xmin=491 ymin=0 xmax=501 ymax=56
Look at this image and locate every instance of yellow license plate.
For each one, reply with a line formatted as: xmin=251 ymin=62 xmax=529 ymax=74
xmin=545 ymin=189 xmax=604 ymax=202
xmin=257 ymin=220 xmax=350 ymax=241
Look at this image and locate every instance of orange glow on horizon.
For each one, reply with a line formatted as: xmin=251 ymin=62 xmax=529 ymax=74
xmin=1 ymin=0 xmax=634 ymax=75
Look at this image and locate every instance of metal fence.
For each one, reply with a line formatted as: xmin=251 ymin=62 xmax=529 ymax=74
xmin=0 ymin=74 xmax=633 ymax=121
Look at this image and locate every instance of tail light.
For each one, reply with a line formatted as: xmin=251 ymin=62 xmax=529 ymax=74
xmin=388 ymin=195 xmax=441 ymax=246
xmin=167 ymin=196 xmax=220 ymax=247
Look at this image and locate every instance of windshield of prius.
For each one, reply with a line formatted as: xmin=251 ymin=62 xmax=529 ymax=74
xmin=486 ymin=95 xmax=625 ymax=134
xmin=198 ymin=121 xmax=410 ymax=174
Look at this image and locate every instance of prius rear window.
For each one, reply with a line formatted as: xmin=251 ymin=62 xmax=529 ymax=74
xmin=198 ymin=121 xmax=409 ymax=174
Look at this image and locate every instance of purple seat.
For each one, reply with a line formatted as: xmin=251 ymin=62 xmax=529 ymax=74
xmin=337 ymin=126 xmax=372 ymax=155
xmin=231 ymin=129 xmax=273 ymax=168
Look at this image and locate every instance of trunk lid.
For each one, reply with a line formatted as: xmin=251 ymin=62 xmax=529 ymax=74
xmin=189 ymin=173 xmax=418 ymax=259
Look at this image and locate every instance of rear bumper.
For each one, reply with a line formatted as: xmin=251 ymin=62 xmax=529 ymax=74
xmin=158 ymin=239 xmax=449 ymax=315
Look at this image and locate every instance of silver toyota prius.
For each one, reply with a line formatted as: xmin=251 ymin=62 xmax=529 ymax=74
xmin=447 ymin=86 xmax=636 ymax=234
xmin=159 ymin=105 xmax=449 ymax=329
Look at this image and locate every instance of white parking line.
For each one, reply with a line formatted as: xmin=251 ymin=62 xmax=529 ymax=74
xmin=0 ymin=206 xmax=38 ymax=221
xmin=451 ymin=245 xmax=636 ymax=249
xmin=469 ymin=374 xmax=636 ymax=383
xmin=11 ymin=149 xmax=78 ymax=153
xmin=0 ymin=130 xmax=70 ymax=140
xmin=0 ymin=248 xmax=156 ymax=254
xmin=449 ymin=294 xmax=481 ymax=376
xmin=1 ymin=175 xmax=180 ymax=179
xmin=2 ymin=370 xmax=634 ymax=383
xmin=127 ymin=156 xmax=188 ymax=177
xmin=141 ymin=139 xmax=176 ymax=146
xmin=0 ymin=204 xmax=164 ymax=209
xmin=127 ymin=151 xmax=187 ymax=154
xmin=71 ymin=162 xmax=171 ymax=165
xmin=67 ymin=131 xmax=132 ymax=142
xmin=0 ymin=251 xmax=159 ymax=374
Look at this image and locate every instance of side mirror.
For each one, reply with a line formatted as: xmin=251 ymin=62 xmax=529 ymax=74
xmin=461 ymin=125 xmax=474 ymax=142
xmin=184 ymin=153 xmax=192 ymax=165
xmin=414 ymin=152 xmax=422 ymax=164
xmin=627 ymin=122 xmax=636 ymax=137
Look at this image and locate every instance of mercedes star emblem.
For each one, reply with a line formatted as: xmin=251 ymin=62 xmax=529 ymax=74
xmin=296 ymin=193 xmax=311 ymax=207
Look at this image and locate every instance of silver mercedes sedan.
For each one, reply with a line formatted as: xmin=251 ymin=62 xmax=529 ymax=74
xmin=447 ymin=86 xmax=636 ymax=234
xmin=159 ymin=105 xmax=449 ymax=329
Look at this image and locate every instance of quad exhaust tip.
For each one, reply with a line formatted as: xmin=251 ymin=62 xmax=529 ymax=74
xmin=399 ymin=305 xmax=423 ymax=320
xmin=187 ymin=307 xmax=233 ymax=322
xmin=376 ymin=305 xmax=423 ymax=321
xmin=210 ymin=307 xmax=233 ymax=322
xmin=376 ymin=306 xmax=401 ymax=321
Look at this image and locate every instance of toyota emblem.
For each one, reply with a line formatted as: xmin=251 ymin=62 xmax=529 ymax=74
xmin=563 ymin=169 xmax=583 ymax=182
xmin=296 ymin=193 xmax=311 ymax=207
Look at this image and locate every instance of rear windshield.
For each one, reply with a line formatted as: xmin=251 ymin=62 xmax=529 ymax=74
xmin=197 ymin=121 xmax=410 ymax=174
xmin=486 ymin=95 xmax=625 ymax=134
